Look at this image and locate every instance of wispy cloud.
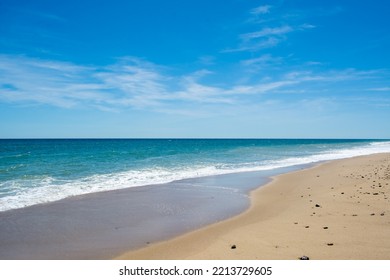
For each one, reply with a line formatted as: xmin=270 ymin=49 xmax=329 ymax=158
xmin=227 ymin=25 xmax=294 ymax=52
xmin=306 ymin=61 xmax=324 ymax=66
xmin=197 ymin=55 xmax=216 ymax=65
xmin=240 ymin=54 xmax=283 ymax=66
xmin=226 ymin=4 xmax=317 ymax=52
xmin=0 ymin=54 xmax=386 ymax=115
xmin=368 ymin=87 xmax=390 ymax=92
xmin=241 ymin=25 xmax=293 ymax=40
xmin=299 ymin=23 xmax=316 ymax=30
xmin=0 ymin=55 xmax=102 ymax=108
xmin=250 ymin=5 xmax=272 ymax=15
xmin=223 ymin=37 xmax=281 ymax=53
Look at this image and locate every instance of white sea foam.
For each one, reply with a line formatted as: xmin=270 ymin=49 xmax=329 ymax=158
xmin=1 ymin=141 xmax=390 ymax=212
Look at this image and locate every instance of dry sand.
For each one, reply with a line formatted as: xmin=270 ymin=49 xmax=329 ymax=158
xmin=116 ymin=153 xmax=390 ymax=260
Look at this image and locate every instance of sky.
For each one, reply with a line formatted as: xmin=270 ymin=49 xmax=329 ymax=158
xmin=0 ymin=0 xmax=389 ymax=138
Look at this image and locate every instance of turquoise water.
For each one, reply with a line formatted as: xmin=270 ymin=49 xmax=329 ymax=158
xmin=1 ymin=139 xmax=390 ymax=211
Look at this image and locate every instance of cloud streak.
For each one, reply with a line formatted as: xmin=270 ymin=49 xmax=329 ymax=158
xmin=250 ymin=5 xmax=272 ymax=15
xmin=240 ymin=54 xmax=283 ymax=67
xmin=226 ymin=4 xmax=317 ymax=52
xmin=368 ymin=87 xmax=390 ymax=92
xmin=0 ymin=54 xmax=386 ymax=115
xmin=241 ymin=25 xmax=293 ymax=40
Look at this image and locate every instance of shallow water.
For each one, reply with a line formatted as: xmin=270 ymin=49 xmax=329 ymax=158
xmin=0 ymin=166 xmax=299 ymax=259
xmin=1 ymin=139 xmax=390 ymax=212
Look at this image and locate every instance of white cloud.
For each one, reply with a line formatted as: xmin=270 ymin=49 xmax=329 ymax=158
xmin=306 ymin=61 xmax=324 ymax=66
xmin=0 ymin=55 xmax=102 ymax=108
xmin=223 ymin=37 xmax=281 ymax=52
xmin=241 ymin=26 xmax=293 ymax=40
xmin=241 ymin=54 xmax=283 ymax=66
xmin=231 ymin=24 xmax=310 ymax=52
xmin=197 ymin=55 xmax=216 ymax=65
xmin=299 ymin=23 xmax=316 ymax=29
xmin=250 ymin=5 xmax=272 ymax=15
xmin=228 ymin=4 xmax=317 ymax=52
xmin=1 ymin=55 xmax=386 ymax=115
xmin=368 ymin=87 xmax=390 ymax=92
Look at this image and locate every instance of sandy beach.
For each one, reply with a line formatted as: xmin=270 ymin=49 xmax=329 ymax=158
xmin=116 ymin=153 xmax=390 ymax=260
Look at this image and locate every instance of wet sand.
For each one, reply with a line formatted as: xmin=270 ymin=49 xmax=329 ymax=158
xmin=117 ymin=153 xmax=390 ymax=260
xmin=0 ymin=169 xmax=274 ymax=259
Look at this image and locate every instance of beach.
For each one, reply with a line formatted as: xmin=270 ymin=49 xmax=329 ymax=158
xmin=116 ymin=153 xmax=390 ymax=260
xmin=1 ymin=139 xmax=390 ymax=260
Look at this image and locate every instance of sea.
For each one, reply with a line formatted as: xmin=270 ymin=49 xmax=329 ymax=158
xmin=1 ymin=138 xmax=390 ymax=212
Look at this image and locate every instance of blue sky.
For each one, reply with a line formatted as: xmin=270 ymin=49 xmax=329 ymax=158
xmin=0 ymin=0 xmax=389 ymax=138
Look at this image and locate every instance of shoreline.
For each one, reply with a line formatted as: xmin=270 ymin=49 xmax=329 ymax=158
xmin=116 ymin=153 xmax=390 ymax=260
xmin=0 ymin=164 xmax=276 ymax=259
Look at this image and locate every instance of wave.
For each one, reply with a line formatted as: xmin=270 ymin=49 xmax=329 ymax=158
xmin=1 ymin=140 xmax=390 ymax=212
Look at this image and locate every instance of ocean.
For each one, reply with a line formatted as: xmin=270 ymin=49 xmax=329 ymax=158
xmin=1 ymin=138 xmax=390 ymax=212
